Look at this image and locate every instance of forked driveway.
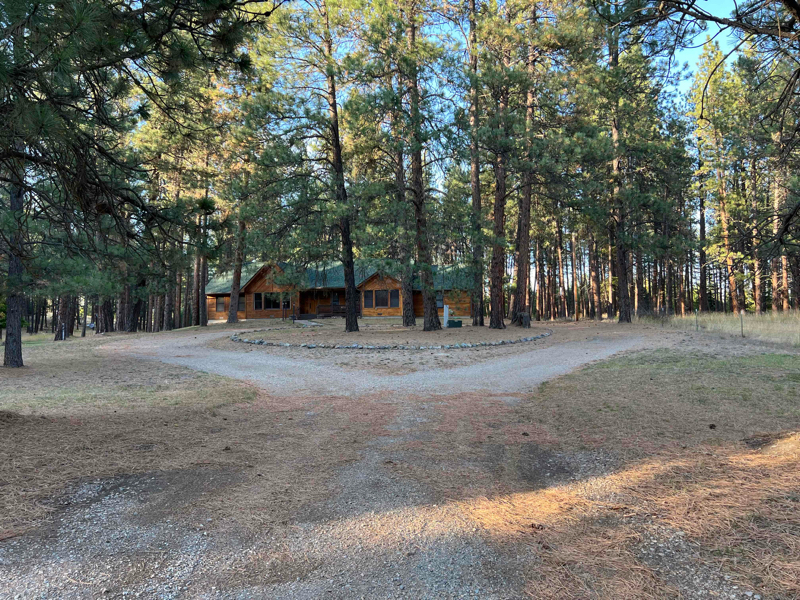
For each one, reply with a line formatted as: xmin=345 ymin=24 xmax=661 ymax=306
xmin=105 ymin=328 xmax=645 ymax=396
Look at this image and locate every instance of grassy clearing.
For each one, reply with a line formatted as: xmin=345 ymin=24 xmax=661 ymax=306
xmin=650 ymin=310 xmax=800 ymax=346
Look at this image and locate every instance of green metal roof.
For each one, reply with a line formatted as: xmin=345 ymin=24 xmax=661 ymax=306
xmin=206 ymin=260 xmax=472 ymax=295
xmin=205 ymin=262 xmax=265 ymax=295
xmin=416 ymin=264 xmax=474 ymax=292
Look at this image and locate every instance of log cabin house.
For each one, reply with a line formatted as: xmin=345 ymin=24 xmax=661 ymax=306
xmin=206 ymin=261 xmax=472 ymax=321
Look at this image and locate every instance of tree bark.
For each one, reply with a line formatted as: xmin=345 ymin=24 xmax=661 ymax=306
xmin=4 ymin=184 xmax=25 ymax=367
xmin=81 ymin=296 xmax=88 ymax=337
xmin=200 ymin=216 xmax=208 ymax=326
xmin=228 ymin=217 xmax=246 ymax=324
xmin=556 ymin=217 xmax=567 ymax=318
xmin=468 ymin=0 xmax=484 ymax=327
xmin=407 ymin=8 xmax=440 ymax=331
xmin=392 ymin=71 xmax=416 ymax=327
xmin=717 ymin=172 xmax=740 ymax=313
xmin=590 ymin=234 xmax=602 ymax=320
xmin=54 ymin=296 xmax=69 ymax=341
xmin=536 ymin=238 xmax=545 ymax=320
xmin=749 ymin=158 xmax=763 ymax=313
xmin=322 ymin=1 xmax=359 ymax=333
xmin=607 ymin=19 xmax=631 ymax=323
xmin=571 ymin=231 xmax=579 ymax=321
xmin=192 ymin=231 xmax=201 ymax=326
xmin=512 ymin=41 xmax=535 ymax=328
xmin=698 ymin=187 xmax=709 ymax=311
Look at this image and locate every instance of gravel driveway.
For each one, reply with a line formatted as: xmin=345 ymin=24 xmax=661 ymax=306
xmin=107 ymin=329 xmax=645 ymax=397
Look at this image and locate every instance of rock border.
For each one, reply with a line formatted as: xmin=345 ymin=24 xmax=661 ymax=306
xmin=229 ymin=329 xmax=552 ymax=351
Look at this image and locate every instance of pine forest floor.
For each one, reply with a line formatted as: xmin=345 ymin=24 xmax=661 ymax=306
xmin=1 ymin=318 xmax=799 ymax=599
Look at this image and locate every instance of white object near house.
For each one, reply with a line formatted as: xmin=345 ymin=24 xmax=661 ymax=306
xmin=443 ymin=304 xmax=449 ymax=327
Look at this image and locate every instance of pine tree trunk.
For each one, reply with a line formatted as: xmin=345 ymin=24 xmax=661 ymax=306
xmin=536 ymin=238 xmax=545 ymax=320
xmin=407 ymin=12 xmax=440 ymax=332
xmin=556 ymin=218 xmax=567 ymax=318
xmin=164 ymin=286 xmax=174 ymax=331
xmin=341 ymin=216 xmax=360 ymax=332
xmin=698 ymin=186 xmax=709 ymax=311
xmin=571 ymin=232 xmax=579 ymax=321
xmin=200 ymin=252 xmax=208 ymax=326
xmin=183 ymin=265 xmax=191 ymax=328
xmin=175 ymin=269 xmax=183 ymax=329
xmin=591 ymin=235 xmax=602 ymax=320
xmin=607 ymin=21 xmax=631 ymax=323
xmin=193 ymin=243 xmax=201 ymax=326
xmin=678 ymin=258 xmax=686 ymax=316
xmin=81 ymin=296 xmax=88 ymax=337
xmin=228 ymin=218 xmax=246 ymax=324
xmin=511 ymin=38 xmax=535 ymax=327
xmin=718 ymin=173 xmax=740 ymax=313
xmin=635 ymin=250 xmax=645 ymax=315
xmin=4 ymin=184 xmax=25 ymax=367
xmin=54 ymin=297 xmax=68 ymax=341
xmin=322 ymin=1 xmax=359 ymax=333
xmin=68 ymin=295 xmax=77 ymax=336
xmin=391 ymin=71 xmax=416 ymax=328
xmin=33 ymin=298 xmax=41 ymax=334
xmin=401 ymin=263 xmax=415 ymax=327
xmin=489 ymin=146 xmax=507 ymax=329
xmin=749 ymin=160 xmax=763 ymax=313
xmin=469 ymin=0 xmax=484 ymax=327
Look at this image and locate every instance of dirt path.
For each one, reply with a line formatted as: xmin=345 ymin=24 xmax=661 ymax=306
xmin=103 ymin=327 xmax=647 ymax=397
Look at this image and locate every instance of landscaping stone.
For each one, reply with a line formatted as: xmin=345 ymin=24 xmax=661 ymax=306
xmin=229 ymin=329 xmax=553 ymax=352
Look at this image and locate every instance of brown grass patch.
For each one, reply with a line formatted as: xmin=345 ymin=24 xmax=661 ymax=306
xmin=461 ymin=434 xmax=800 ymax=598
xmin=0 ymin=335 xmax=396 ymax=538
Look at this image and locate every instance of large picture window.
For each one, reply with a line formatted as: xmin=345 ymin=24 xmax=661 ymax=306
xmin=375 ymin=290 xmax=389 ymax=308
xmin=263 ymin=293 xmax=282 ymax=309
xmin=390 ymin=289 xmax=400 ymax=308
xmin=216 ymin=297 xmax=225 ymax=312
xmin=363 ymin=290 xmax=373 ymax=308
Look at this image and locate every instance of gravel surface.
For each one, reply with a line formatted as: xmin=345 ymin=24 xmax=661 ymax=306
xmin=104 ymin=329 xmax=646 ymax=397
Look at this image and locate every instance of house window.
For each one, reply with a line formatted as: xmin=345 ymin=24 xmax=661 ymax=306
xmin=363 ymin=290 xmax=373 ymax=308
xmin=264 ymin=293 xmax=282 ymax=309
xmin=254 ymin=293 xmax=262 ymax=310
xmin=375 ymin=290 xmax=389 ymax=308
xmin=238 ymin=295 xmax=245 ymax=312
xmin=390 ymin=289 xmax=400 ymax=308
xmin=216 ymin=297 xmax=225 ymax=312
xmin=283 ymin=299 xmax=291 ymax=309
xmin=331 ymin=293 xmax=339 ymax=306
xmin=436 ymin=291 xmax=444 ymax=308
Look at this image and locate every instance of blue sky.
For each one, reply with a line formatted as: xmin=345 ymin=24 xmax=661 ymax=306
xmin=671 ymin=0 xmax=739 ymax=93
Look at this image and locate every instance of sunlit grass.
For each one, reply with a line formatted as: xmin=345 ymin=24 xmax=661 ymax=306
xmin=645 ymin=311 xmax=800 ymax=346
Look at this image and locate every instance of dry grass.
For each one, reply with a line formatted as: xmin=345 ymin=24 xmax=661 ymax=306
xmin=0 ymin=335 xmax=394 ymax=538
xmin=530 ymin=348 xmax=800 ymax=453
xmin=461 ymin=434 xmax=800 ymax=599
xmin=452 ymin=348 xmax=800 ymax=599
xmin=654 ymin=310 xmax=800 ymax=346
